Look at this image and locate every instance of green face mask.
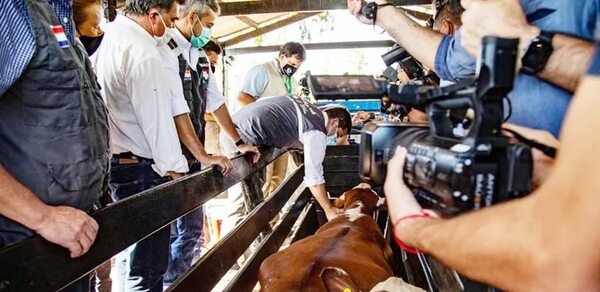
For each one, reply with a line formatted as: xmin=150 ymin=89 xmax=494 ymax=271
xmin=190 ymin=16 xmax=211 ymax=48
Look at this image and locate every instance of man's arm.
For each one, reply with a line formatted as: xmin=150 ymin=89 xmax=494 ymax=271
xmin=347 ymin=0 xmax=444 ymax=70
xmin=385 ymin=75 xmax=600 ymax=290
xmin=211 ymin=105 xmax=261 ymax=162
xmin=0 ymin=164 xmax=99 ymax=258
xmin=173 ymin=114 xmax=233 ymax=176
xmin=302 ymin=131 xmax=340 ymax=220
xmin=460 ymin=0 xmax=595 ymax=92
xmin=237 ymin=92 xmax=256 ymax=106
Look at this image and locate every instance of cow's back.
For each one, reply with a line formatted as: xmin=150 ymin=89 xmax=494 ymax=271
xmin=259 ymin=216 xmax=393 ymax=292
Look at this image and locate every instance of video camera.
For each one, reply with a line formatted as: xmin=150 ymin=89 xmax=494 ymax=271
xmin=381 ymin=44 xmax=440 ymax=86
xmin=309 ymin=37 xmax=533 ymax=215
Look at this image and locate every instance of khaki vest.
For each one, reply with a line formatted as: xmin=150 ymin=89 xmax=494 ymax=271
xmin=260 ymin=60 xmax=292 ymax=98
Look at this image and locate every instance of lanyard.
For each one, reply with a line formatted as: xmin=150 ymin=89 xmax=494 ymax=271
xmin=285 ymin=77 xmax=293 ymax=94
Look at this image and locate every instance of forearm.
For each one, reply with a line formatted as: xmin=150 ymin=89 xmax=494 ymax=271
xmin=376 ymin=5 xmax=444 ymax=70
xmin=238 ymin=92 xmax=256 ymax=106
xmin=308 ymin=184 xmax=333 ymax=211
xmin=211 ymin=104 xmax=241 ymax=143
xmin=174 ymin=114 xmax=209 ymax=162
xmin=538 ymin=34 xmax=596 ymax=92
xmin=0 ymin=164 xmax=50 ymax=231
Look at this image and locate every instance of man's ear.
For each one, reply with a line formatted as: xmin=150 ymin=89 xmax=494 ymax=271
xmin=443 ymin=19 xmax=457 ymax=36
xmin=332 ymin=193 xmax=345 ymax=209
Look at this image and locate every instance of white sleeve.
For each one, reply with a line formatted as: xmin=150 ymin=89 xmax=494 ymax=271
xmin=167 ymin=66 xmax=190 ymax=117
xmin=127 ymin=58 xmax=189 ymax=176
xmin=205 ymin=70 xmax=225 ymax=113
xmin=300 ymin=130 xmax=327 ymax=187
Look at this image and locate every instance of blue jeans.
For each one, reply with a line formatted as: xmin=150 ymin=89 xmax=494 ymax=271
xmin=110 ymin=158 xmax=171 ymax=292
xmin=164 ymin=162 xmax=205 ymax=286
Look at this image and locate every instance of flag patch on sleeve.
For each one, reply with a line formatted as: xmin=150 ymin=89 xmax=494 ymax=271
xmin=50 ymin=25 xmax=70 ymax=48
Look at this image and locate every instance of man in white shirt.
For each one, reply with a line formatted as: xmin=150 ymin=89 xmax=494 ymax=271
xmin=91 ymin=0 xmax=186 ymax=290
xmin=221 ymin=96 xmax=352 ymax=226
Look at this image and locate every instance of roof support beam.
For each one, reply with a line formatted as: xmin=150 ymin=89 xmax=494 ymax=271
xmin=235 ymin=15 xmax=260 ymax=28
xmin=222 ymin=12 xmax=320 ymax=47
xmin=225 ymin=40 xmax=395 ymax=55
xmin=220 ymin=0 xmax=432 ymax=16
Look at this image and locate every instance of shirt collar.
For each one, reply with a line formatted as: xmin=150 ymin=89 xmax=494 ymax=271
xmin=172 ymin=27 xmax=192 ymax=54
xmin=115 ymin=15 xmax=155 ymax=44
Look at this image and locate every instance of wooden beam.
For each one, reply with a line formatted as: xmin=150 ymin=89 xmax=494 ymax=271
xmin=220 ymin=0 xmax=433 ymax=16
xmin=222 ymin=12 xmax=320 ymax=48
xmin=226 ymin=40 xmax=395 ymax=55
xmin=0 ymin=148 xmax=286 ymax=292
xmin=235 ymin=15 xmax=260 ymax=28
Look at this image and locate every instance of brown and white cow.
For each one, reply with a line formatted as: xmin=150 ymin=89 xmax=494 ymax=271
xmin=258 ymin=183 xmax=394 ymax=292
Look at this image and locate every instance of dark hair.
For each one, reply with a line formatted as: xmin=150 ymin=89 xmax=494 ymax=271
xmin=279 ymin=42 xmax=306 ymax=61
xmin=432 ymin=0 xmax=464 ymax=27
xmin=125 ymin=0 xmax=186 ymax=15
xmin=324 ymin=107 xmax=352 ymax=134
xmin=203 ymin=39 xmax=222 ymax=55
xmin=72 ymin=0 xmax=101 ymax=29
xmin=180 ymin=0 xmax=221 ymax=18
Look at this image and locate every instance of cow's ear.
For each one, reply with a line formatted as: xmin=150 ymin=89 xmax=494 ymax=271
xmin=320 ymin=267 xmax=360 ymax=292
xmin=376 ymin=197 xmax=387 ymax=210
xmin=332 ymin=193 xmax=345 ymax=209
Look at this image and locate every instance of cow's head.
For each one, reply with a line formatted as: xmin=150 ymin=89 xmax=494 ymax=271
xmin=332 ymin=183 xmax=385 ymax=219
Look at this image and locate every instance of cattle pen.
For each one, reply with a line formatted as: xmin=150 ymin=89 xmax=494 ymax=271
xmin=0 ymin=145 xmax=488 ymax=292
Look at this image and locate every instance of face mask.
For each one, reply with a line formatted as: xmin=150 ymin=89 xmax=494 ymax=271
xmin=78 ymin=33 xmax=104 ymax=56
xmin=210 ymin=65 xmax=216 ymax=73
xmin=190 ymin=16 xmax=211 ymax=48
xmin=151 ymin=13 xmax=170 ymax=47
xmin=282 ymin=63 xmax=298 ymax=77
xmin=326 ymin=134 xmax=337 ymax=146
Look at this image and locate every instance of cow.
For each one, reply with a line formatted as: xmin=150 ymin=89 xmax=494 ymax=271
xmin=258 ymin=183 xmax=395 ymax=292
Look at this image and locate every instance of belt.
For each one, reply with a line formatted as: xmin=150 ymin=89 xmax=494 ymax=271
xmin=112 ymin=152 xmax=154 ymax=165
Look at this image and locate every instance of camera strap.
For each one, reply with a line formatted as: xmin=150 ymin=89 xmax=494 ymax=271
xmin=503 ymin=128 xmax=557 ymax=158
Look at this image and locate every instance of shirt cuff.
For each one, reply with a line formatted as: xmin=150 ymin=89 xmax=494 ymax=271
xmin=434 ymin=35 xmax=454 ymax=81
xmin=206 ymin=96 xmax=225 ymax=113
xmin=588 ymin=45 xmax=600 ymax=75
xmin=171 ymin=96 xmax=191 ymax=117
xmin=303 ymin=175 xmax=326 ymax=187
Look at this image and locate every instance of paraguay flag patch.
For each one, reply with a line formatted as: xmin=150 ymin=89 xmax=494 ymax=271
xmin=50 ymin=25 xmax=69 ymax=48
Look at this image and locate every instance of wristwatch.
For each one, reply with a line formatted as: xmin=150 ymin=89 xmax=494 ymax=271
xmin=235 ymin=139 xmax=244 ymax=147
xmin=521 ymin=31 xmax=555 ymax=75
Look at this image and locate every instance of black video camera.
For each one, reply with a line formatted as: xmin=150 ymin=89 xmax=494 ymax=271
xmin=360 ymin=37 xmax=533 ymax=215
xmin=381 ymin=44 xmax=440 ymax=86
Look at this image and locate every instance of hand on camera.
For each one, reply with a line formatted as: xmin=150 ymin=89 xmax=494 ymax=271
xmin=461 ymin=0 xmax=540 ymax=57
xmin=383 ymin=147 xmax=426 ymax=218
xmin=503 ymin=123 xmax=558 ymax=188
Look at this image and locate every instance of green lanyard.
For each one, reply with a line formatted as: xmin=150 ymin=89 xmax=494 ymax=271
xmin=285 ymin=77 xmax=293 ymax=94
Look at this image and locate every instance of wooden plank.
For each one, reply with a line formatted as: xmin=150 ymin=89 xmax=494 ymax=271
xmin=168 ymin=165 xmax=305 ymax=292
xmin=226 ymin=40 xmax=395 ymax=55
xmin=224 ymin=189 xmax=313 ymax=292
xmin=236 ymin=15 xmax=260 ymax=28
xmin=0 ymin=148 xmax=286 ymax=292
xmin=220 ymin=0 xmax=433 ymax=16
xmin=223 ymin=13 xmax=320 ymax=47
xmin=290 ymin=202 xmax=319 ymax=244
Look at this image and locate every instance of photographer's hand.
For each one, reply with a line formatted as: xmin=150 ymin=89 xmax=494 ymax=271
xmin=384 ymin=147 xmax=427 ymax=222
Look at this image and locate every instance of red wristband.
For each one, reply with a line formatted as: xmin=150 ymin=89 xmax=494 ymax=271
xmin=392 ymin=211 xmax=431 ymax=254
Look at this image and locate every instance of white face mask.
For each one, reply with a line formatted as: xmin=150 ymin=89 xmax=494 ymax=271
xmin=151 ymin=13 xmax=170 ymax=47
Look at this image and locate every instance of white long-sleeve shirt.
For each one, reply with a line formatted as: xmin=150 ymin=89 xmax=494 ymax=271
xmin=299 ymin=130 xmax=328 ymax=187
xmin=92 ymin=15 xmax=188 ymax=176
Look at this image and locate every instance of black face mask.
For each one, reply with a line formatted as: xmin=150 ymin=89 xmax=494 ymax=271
xmin=282 ymin=63 xmax=298 ymax=77
xmin=211 ymin=65 xmax=216 ymax=73
xmin=79 ymin=33 xmax=104 ymax=56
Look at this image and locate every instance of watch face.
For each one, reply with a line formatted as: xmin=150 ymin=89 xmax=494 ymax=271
xmin=522 ymin=37 xmax=553 ymax=74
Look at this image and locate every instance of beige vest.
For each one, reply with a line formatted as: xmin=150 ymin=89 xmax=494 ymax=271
xmin=260 ymin=60 xmax=293 ymax=99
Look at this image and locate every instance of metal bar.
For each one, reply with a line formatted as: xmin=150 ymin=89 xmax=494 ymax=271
xmin=220 ymin=0 xmax=432 ymax=16
xmin=224 ymin=190 xmax=313 ymax=292
xmin=290 ymin=202 xmax=319 ymax=244
xmin=226 ymin=40 xmax=395 ymax=55
xmin=0 ymin=148 xmax=285 ymax=292
xmin=168 ymin=165 xmax=305 ymax=292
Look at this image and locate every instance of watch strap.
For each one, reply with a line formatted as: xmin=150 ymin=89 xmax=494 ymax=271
xmin=521 ymin=31 xmax=555 ymax=75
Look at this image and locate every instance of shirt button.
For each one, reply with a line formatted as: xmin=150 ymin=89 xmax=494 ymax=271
xmin=62 ymin=17 xmax=69 ymax=24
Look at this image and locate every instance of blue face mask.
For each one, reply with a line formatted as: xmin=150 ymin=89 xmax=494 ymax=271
xmin=190 ymin=16 xmax=211 ymax=48
xmin=326 ymin=135 xmax=337 ymax=146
